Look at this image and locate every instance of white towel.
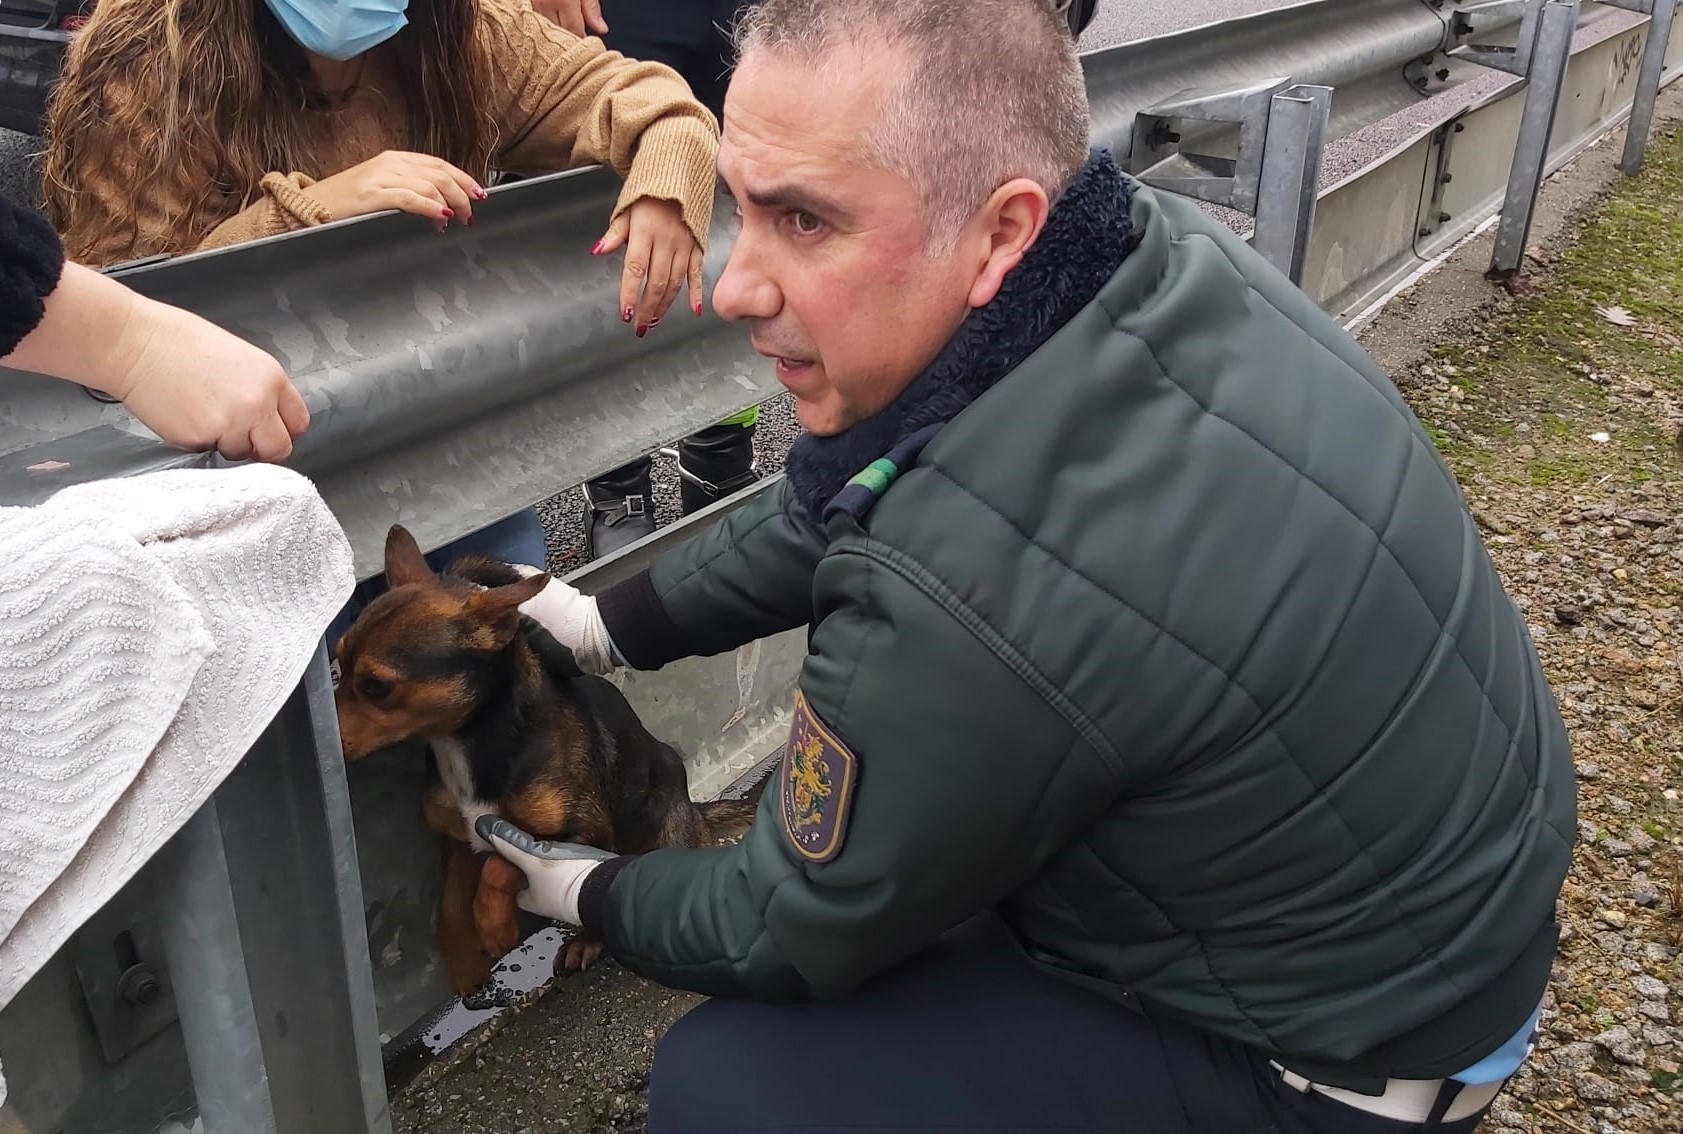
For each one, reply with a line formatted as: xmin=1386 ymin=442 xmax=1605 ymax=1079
xmin=0 ymin=464 xmax=354 ymax=1109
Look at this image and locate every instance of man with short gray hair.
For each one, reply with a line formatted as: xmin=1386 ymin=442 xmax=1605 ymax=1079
xmin=487 ymin=1 xmax=1573 ymax=1129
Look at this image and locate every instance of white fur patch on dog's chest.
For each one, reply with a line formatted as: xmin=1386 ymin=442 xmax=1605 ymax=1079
xmin=433 ymin=738 xmax=501 ymax=852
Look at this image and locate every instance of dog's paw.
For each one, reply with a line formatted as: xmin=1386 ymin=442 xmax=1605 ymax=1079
xmin=446 ymin=946 xmax=493 ymax=999
xmin=556 ymin=934 xmax=605 ymax=974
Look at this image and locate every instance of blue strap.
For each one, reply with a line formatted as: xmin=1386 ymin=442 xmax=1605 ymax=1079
xmin=1451 ymin=1002 xmax=1543 ymax=1086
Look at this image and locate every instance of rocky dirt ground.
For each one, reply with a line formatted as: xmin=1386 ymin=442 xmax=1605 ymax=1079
xmin=1383 ymin=123 xmax=1683 ymax=1134
xmin=391 ymin=961 xmax=701 ymax=1133
xmin=393 ymin=120 xmax=1683 ymax=1134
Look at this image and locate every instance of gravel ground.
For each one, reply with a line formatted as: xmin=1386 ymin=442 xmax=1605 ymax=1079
xmin=1386 ymin=124 xmax=1683 ymax=1134
xmin=391 ymin=960 xmax=703 ymax=1134
xmin=533 ymin=394 xmax=801 ymax=576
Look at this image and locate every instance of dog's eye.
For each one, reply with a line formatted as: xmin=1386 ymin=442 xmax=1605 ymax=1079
xmin=357 ymin=676 xmax=393 ymax=703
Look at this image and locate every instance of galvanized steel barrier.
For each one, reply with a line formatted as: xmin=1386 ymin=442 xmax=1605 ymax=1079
xmin=0 ymin=1 xmax=1680 ymax=1130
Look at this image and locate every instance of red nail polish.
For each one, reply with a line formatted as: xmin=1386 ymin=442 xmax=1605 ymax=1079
xmin=442 ymin=207 xmax=454 ymax=219
xmin=474 ymin=187 xmax=488 ymax=200
xmin=635 ymin=325 xmax=647 ymax=338
xmin=591 ymin=240 xmax=604 ymax=255
xmin=623 ymin=306 xmax=634 ymax=323
xmin=692 ymin=299 xmax=702 ymax=315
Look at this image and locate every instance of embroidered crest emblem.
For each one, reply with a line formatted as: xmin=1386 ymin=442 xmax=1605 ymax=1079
xmin=779 ymin=689 xmax=857 ymax=863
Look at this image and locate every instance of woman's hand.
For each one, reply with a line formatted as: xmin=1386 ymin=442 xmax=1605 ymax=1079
xmin=530 ymin=0 xmax=608 ymax=37
xmin=594 ymin=197 xmax=705 ymax=336
xmin=110 ymin=293 xmax=311 ymax=463
xmin=305 ymin=151 xmax=488 ymax=231
xmin=3 ymin=262 xmax=310 ymax=463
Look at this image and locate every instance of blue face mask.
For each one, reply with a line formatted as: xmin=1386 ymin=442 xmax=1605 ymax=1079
xmin=262 ymin=0 xmax=410 ymax=62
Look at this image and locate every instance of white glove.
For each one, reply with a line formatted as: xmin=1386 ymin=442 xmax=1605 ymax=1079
xmin=475 ymin=816 xmax=616 ymax=926
xmin=511 ymin=564 xmax=619 ymax=674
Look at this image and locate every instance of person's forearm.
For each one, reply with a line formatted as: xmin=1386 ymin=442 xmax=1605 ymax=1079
xmin=2 ymin=260 xmax=310 ymax=464
xmin=3 ymin=260 xmax=151 ymax=398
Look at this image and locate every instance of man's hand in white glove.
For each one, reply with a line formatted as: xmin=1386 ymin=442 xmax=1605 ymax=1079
xmin=475 ymin=816 xmax=617 ymax=926
xmin=509 ymin=565 xmax=619 ymax=675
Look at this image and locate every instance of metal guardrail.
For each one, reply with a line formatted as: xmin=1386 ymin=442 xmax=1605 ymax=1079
xmin=0 ymin=0 xmax=1634 ymax=583
xmin=1309 ymin=0 xmax=1682 ymax=322
xmin=2 ymin=2 xmax=1681 ymax=1130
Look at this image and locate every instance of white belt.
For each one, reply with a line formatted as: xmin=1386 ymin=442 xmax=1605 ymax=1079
xmin=1270 ymin=1062 xmax=1506 ymax=1124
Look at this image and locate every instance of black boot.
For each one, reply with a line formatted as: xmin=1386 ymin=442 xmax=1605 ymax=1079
xmin=674 ymin=422 xmax=760 ymax=515
xmin=582 ymin=455 xmax=656 ymax=559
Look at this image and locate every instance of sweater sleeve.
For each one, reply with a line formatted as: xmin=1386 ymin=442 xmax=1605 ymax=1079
xmin=0 ymin=192 xmax=68 ymax=358
xmin=194 ymin=173 xmax=336 ymax=253
xmin=477 ymin=0 xmax=720 ymax=247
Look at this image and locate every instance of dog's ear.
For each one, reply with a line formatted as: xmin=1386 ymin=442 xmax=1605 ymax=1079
xmin=384 ymin=525 xmax=435 ymax=588
xmin=461 ymin=572 xmax=550 ymax=651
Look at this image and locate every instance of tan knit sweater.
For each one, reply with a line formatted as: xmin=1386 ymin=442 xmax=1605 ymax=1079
xmin=56 ymin=0 xmax=719 ymax=268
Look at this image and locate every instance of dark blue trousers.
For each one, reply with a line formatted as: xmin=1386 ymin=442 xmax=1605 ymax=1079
xmin=646 ymin=917 xmax=1494 ymax=1133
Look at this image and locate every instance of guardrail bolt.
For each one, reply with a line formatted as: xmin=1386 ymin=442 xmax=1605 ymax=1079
xmin=1436 ymin=68 xmax=1451 ymax=81
xmin=1146 ymin=121 xmax=1182 ymax=149
xmin=1438 ymin=212 xmax=1453 ymax=224
xmin=118 ymin=963 xmax=160 ymax=1008
xmin=1440 ymin=172 xmax=1454 ymax=184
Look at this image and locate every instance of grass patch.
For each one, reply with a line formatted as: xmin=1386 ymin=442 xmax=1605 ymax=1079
xmin=1419 ymin=124 xmax=1683 ymax=488
xmin=1527 ymin=457 xmax=1596 ymax=486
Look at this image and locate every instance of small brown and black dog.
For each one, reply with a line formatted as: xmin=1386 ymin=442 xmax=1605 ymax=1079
xmin=334 ymin=524 xmax=762 ymax=997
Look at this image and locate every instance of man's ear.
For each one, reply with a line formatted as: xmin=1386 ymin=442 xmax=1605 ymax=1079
xmin=384 ymin=525 xmax=435 ymax=588
xmin=461 ymin=572 xmax=549 ymax=652
xmin=965 ymin=177 xmax=1051 ymax=310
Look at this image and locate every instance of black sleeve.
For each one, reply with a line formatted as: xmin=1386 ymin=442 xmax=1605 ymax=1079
xmin=596 ymin=477 xmax=828 ymax=670
xmin=0 ymin=191 xmax=67 ymax=359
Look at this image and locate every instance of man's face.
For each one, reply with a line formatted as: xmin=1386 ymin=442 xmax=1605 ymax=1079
xmin=711 ymin=48 xmax=980 ymax=436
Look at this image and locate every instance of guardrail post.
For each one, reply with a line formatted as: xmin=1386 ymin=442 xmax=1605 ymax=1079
xmin=152 ymin=646 xmax=392 ymax=1134
xmin=1125 ymin=77 xmax=1289 ymax=214
xmin=1602 ymin=0 xmax=1679 ymax=174
xmin=1127 ymin=76 xmax=1340 ymax=288
xmin=1252 ymin=84 xmax=1334 ymax=286
xmin=1488 ymin=0 xmax=1580 ymax=279
xmin=154 ymin=801 xmax=281 ymax=1134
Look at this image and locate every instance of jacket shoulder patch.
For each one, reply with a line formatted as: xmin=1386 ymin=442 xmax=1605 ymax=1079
xmin=778 ymin=689 xmax=857 ymax=863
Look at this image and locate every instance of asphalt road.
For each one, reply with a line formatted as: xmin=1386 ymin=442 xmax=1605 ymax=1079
xmin=1080 ymin=0 xmax=1304 ymax=48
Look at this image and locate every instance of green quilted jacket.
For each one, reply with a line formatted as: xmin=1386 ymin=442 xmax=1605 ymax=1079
xmin=580 ymin=152 xmax=1576 ymax=1089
